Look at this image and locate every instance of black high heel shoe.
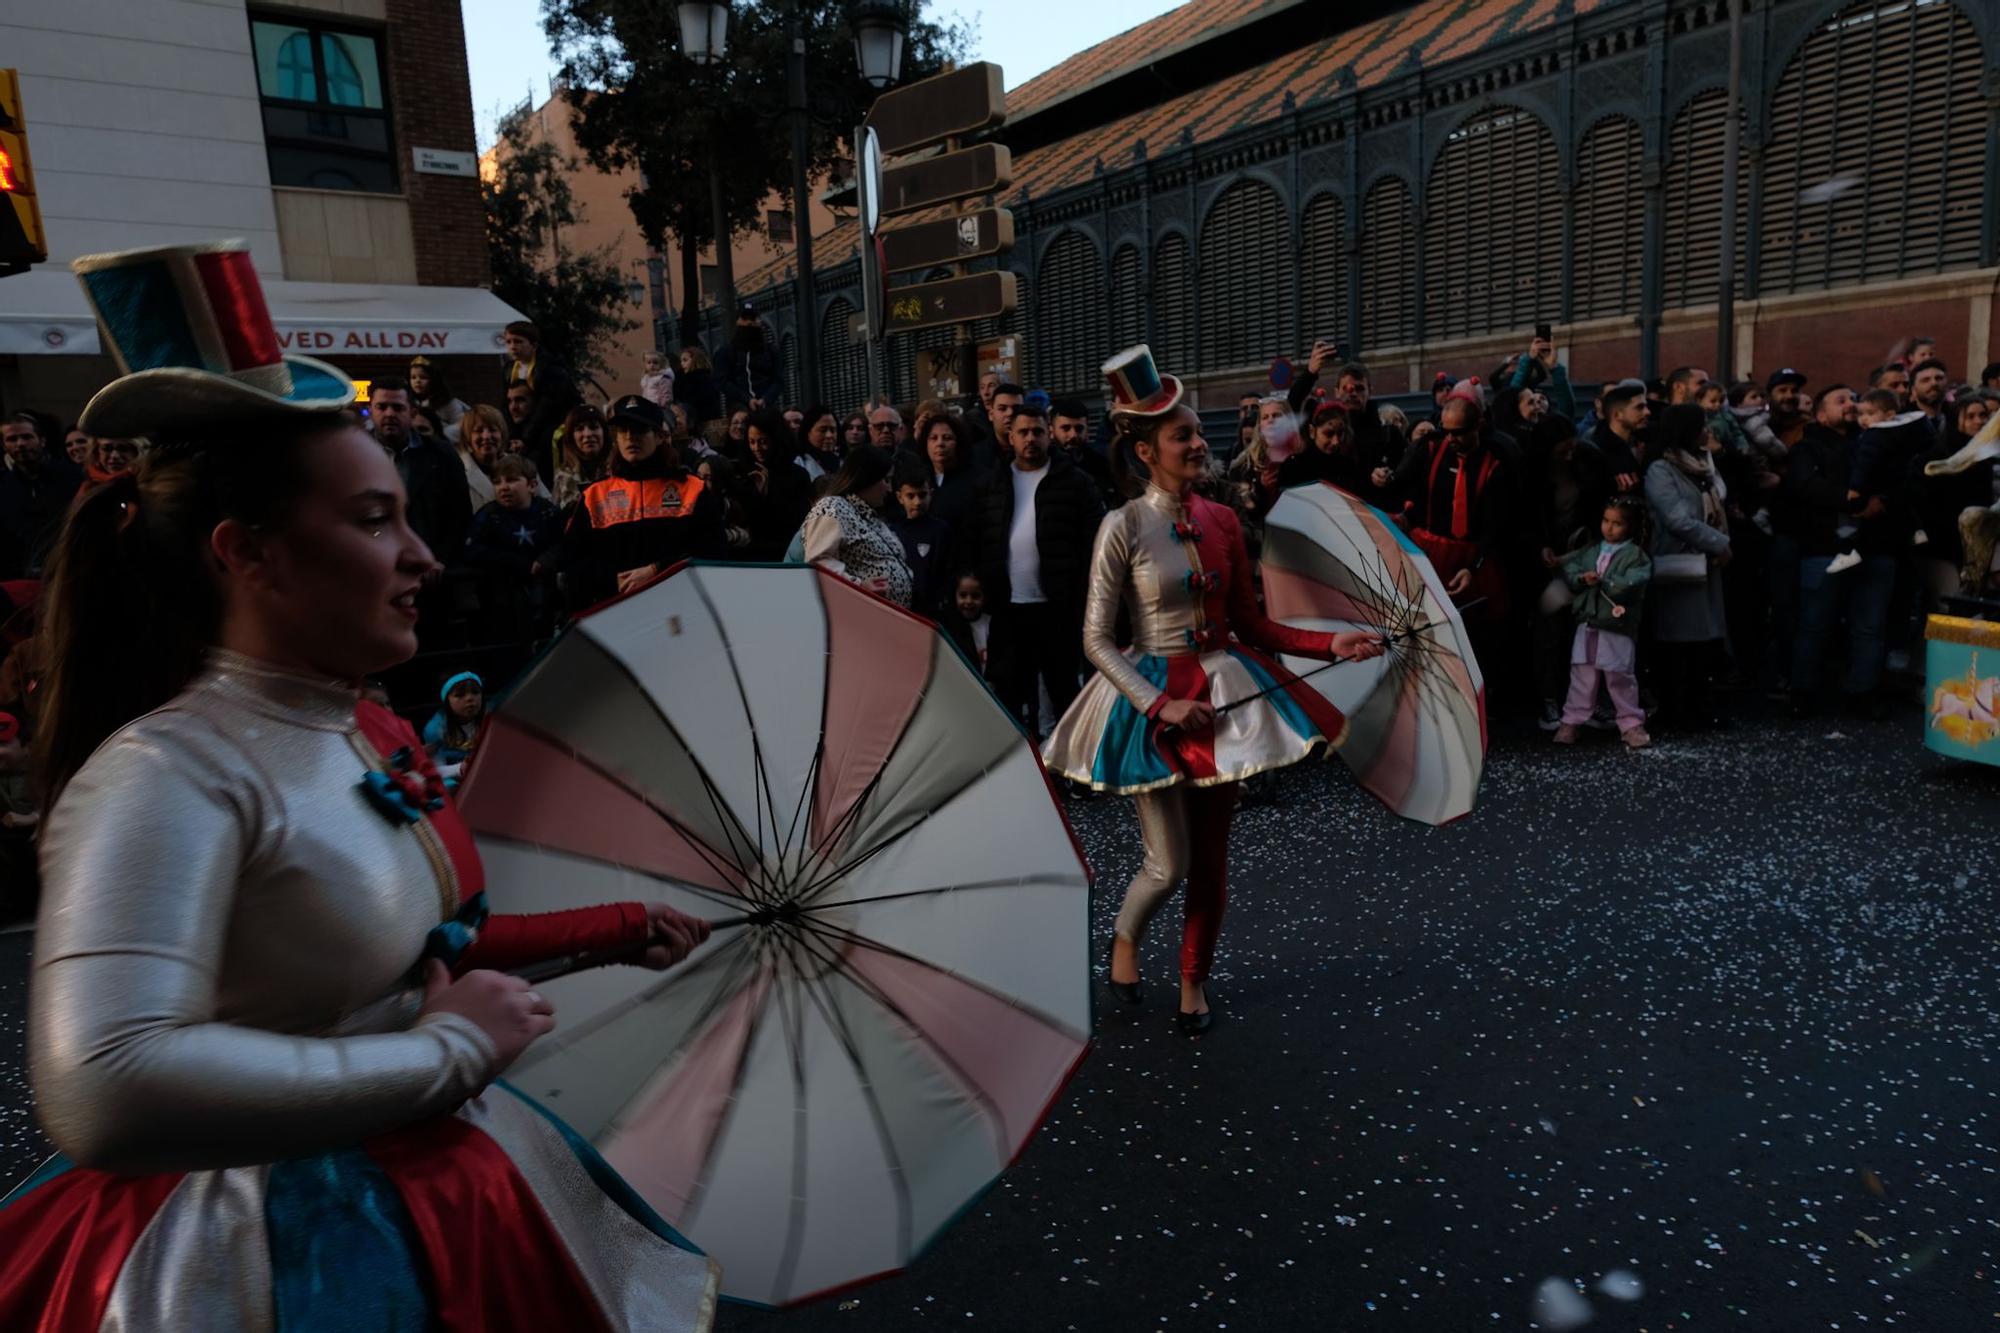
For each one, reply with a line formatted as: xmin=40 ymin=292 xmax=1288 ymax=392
xmin=1176 ymin=984 xmax=1213 ymax=1034
xmin=1107 ymin=944 xmax=1143 ymax=1005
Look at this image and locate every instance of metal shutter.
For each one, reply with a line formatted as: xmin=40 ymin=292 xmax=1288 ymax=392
xmin=1154 ymin=233 xmax=1194 ymax=375
xmin=1574 ymin=116 xmax=1643 ymax=320
xmin=1198 ymin=179 xmax=1294 ymax=370
xmin=1360 ymin=178 xmax=1415 ymax=352
xmin=1036 ymin=230 xmax=1105 ymax=395
xmin=1760 ymin=0 xmax=1984 ymax=293
xmin=1300 ymin=193 xmax=1347 ymax=348
xmin=780 ymin=333 xmax=798 ymax=406
xmin=820 ymin=297 xmax=866 ymax=416
xmin=1662 ymin=90 xmax=1746 ymax=309
xmin=1109 ymin=243 xmax=1145 ymax=352
xmin=1422 ymin=109 xmax=1560 ymax=340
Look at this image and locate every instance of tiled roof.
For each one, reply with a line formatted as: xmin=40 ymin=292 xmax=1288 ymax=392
xmin=1004 ymin=0 xmax=1297 ymax=118
xmin=744 ymin=0 xmax=1620 ymax=295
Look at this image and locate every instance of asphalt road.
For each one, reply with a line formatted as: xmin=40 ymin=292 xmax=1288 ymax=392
xmin=4 ymin=711 xmax=1996 ymax=1331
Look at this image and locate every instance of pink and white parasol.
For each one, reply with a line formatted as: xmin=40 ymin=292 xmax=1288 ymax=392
xmin=456 ymin=563 xmax=1093 ymax=1307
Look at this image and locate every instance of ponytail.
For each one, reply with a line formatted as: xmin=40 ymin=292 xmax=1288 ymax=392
xmin=1107 ymin=415 xmax=1152 ymax=501
xmin=33 ymin=420 xmax=327 ymax=801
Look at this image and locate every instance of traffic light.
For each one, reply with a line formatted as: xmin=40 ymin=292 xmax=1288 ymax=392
xmin=0 ymin=69 xmax=49 ymax=275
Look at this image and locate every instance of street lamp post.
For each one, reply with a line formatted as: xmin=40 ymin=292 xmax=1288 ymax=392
xmin=676 ymin=1 xmax=735 ymax=347
xmin=680 ymin=0 xmax=909 ymax=404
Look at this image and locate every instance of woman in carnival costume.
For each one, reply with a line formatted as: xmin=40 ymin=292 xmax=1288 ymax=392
xmin=1043 ymin=347 xmax=1384 ymax=1033
xmin=0 ymin=241 xmax=720 ymax=1330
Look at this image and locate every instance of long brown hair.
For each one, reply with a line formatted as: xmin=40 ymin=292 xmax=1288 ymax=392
xmin=33 ymin=418 xmax=331 ymax=801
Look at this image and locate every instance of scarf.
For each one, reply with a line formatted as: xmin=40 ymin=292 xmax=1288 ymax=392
xmin=1665 ymin=448 xmax=1727 ymax=532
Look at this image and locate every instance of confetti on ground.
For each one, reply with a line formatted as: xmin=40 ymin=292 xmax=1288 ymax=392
xmin=3 ymin=709 xmax=1995 ymax=1330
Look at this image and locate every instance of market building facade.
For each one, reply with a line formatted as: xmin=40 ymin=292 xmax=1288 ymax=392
xmin=720 ymin=0 xmax=1999 ymax=415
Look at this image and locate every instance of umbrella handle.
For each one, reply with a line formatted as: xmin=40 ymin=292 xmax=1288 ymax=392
xmin=1162 ymin=597 xmax=1484 ymax=731
xmin=506 ymin=909 xmax=774 ymax=984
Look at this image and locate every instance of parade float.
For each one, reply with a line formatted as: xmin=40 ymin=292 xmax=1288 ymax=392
xmin=1922 ymin=412 xmax=2000 ymax=768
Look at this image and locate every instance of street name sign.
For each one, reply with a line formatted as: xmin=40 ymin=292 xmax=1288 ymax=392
xmin=880 ymin=143 xmax=1012 ymax=217
xmin=879 ymin=207 xmax=1015 ymax=273
xmin=864 ymin=62 xmax=1006 ymax=156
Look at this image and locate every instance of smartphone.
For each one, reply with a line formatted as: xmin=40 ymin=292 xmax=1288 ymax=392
xmin=1535 ymin=321 xmax=1552 ymax=342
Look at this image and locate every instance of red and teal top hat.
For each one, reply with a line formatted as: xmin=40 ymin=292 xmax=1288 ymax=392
xmin=1102 ymin=344 xmax=1186 ymax=419
xmin=71 ymin=239 xmax=355 ymax=437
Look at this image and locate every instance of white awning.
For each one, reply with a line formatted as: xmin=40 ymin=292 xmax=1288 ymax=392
xmin=0 ymin=269 xmax=523 ymax=357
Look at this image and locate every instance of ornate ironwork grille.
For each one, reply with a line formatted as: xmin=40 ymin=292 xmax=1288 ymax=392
xmin=1198 ymin=179 xmax=1293 ymax=370
xmin=1422 ymin=109 xmax=1561 ymax=339
xmin=1760 ymin=0 xmax=1986 ymax=293
xmin=1360 ymin=177 xmax=1415 ymax=351
xmin=1300 ymin=193 xmax=1348 ymax=348
xmin=1036 ymin=230 xmax=1106 ymax=394
xmin=1573 ymin=116 xmax=1644 ymax=320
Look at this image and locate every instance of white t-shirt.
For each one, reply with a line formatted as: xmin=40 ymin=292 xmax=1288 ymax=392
xmin=1008 ymin=463 xmax=1049 ymax=603
xmin=969 ymin=613 xmax=991 ymax=667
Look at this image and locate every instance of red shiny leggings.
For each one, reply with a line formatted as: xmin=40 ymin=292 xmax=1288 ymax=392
xmin=1113 ymin=781 xmax=1240 ymax=984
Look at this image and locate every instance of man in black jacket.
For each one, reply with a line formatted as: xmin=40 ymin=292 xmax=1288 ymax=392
xmin=503 ymin=320 xmax=580 ymax=481
xmin=1050 ymin=399 xmax=1115 ymax=506
xmin=1285 ymin=352 xmax=1406 ymax=485
xmin=375 ymin=379 xmax=470 ymax=563
xmin=0 ymin=413 xmax=83 ymax=578
xmin=715 ymin=304 xmax=785 ymax=412
xmin=968 ymin=404 xmax=1105 ymax=736
xmin=1785 ymin=391 xmax=1871 ymax=713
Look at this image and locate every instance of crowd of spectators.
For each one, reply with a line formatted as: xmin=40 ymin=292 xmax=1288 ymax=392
xmin=3 ymin=310 xmax=1996 ymax=917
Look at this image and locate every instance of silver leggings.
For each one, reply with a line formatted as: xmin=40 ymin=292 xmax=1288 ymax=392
xmin=1113 ymin=788 xmax=1190 ymax=943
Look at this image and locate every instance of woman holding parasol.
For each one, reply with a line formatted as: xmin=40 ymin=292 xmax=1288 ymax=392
xmin=0 ymin=242 xmax=718 ymax=1330
xmin=1043 ymin=346 xmax=1384 ymax=1033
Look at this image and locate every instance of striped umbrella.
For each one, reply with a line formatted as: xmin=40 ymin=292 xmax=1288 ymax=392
xmin=1259 ymin=484 xmax=1486 ymax=825
xmin=455 ymin=563 xmax=1093 ymax=1308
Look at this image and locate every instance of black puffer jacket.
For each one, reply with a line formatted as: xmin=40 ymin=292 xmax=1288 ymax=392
xmin=967 ymin=453 xmax=1105 ymax=609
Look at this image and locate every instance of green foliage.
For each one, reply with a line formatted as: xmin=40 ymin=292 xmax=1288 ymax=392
xmin=482 ymin=106 xmax=638 ymax=380
xmin=542 ymin=0 xmax=971 ymax=331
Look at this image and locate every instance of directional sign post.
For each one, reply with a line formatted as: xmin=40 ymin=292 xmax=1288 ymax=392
xmin=865 ymin=62 xmax=1006 ymax=156
xmin=882 ymin=272 xmax=1018 ymax=337
xmin=879 ymin=208 xmax=1015 ymax=274
xmin=855 ymin=60 xmax=1015 ymax=403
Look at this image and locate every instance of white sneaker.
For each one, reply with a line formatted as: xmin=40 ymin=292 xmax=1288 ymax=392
xmin=1826 ymin=550 xmax=1863 ymax=575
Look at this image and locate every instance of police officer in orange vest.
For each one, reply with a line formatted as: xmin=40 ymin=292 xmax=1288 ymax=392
xmin=557 ymin=394 xmax=727 ymax=607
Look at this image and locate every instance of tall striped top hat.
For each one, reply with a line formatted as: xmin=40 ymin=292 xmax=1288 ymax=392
xmin=71 ymin=240 xmax=355 ymax=437
xmin=1102 ymin=344 xmax=1185 ymax=419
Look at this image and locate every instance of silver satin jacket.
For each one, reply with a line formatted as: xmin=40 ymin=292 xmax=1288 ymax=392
xmin=30 ymin=651 xmax=497 ymax=1173
xmin=1083 ymin=483 xmax=1330 ymax=717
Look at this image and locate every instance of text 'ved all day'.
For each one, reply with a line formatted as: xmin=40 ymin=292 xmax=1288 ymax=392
xmin=276 ymin=329 xmax=456 ymax=351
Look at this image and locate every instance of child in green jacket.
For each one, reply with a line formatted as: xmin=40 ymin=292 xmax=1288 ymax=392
xmin=1555 ymin=497 xmax=1653 ymax=748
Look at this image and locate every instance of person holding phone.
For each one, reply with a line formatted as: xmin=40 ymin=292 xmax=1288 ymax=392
xmin=1287 ymin=346 xmax=1406 ymax=496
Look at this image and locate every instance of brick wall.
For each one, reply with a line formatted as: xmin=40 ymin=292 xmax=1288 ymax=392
xmin=383 ymin=0 xmax=489 ymax=289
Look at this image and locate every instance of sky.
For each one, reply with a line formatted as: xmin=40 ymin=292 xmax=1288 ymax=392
xmin=465 ymin=0 xmax=1184 ymax=149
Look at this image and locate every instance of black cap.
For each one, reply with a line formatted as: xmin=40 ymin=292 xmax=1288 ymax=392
xmin=608 ymin=394 xmax=666 ymax=430
xmin=1766 ymin=367 xmax=1807 ymax=390
xmin=737 ymin=302 xmax=758 ymax=318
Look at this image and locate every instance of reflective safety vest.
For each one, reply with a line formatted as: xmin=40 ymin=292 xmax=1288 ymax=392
xmin=582 ymin=473 xmax=707 ymax=529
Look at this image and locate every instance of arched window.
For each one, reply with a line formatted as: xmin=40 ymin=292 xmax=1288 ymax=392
xmin=820 ymin=298 xmax=866 ymax=416
xmin=1573 ymin=116 xmax=1643 ymax=320
xmin=1152 ymin=234 xmax=1194 ymax=375
xmin=275 ymin=33 xmax=316 ymax=100
xmin=1359 ymin=178 xmax=1415 ymax=352
xmin=1036 ymin=231 xmax=1105 ymax=395
xmin=1662 ymin=90 xmax=1746 ymax=310
xmin=1299 ymin=194 xmax=1347 ymax=350
xmin=1109 ymin=244 xmax=1145 ymax=352
xmin=1760 ymin=0 xmax=1985 ymax=293
xmin=1198 ymin=179 xmax=1292 ymax=370
xmin=1423 ymin=108 xmax=1559 ymax=340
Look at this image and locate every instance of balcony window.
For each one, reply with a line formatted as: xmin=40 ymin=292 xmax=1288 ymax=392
xmin=250 ymin=17 xmax=397 ymax=194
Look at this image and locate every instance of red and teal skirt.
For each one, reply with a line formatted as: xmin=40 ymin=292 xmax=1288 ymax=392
xmin=1042 ymin=646 xmax=1347 ymax=795
xmin=0 ymin=1083 xmax=718 ymax=1332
